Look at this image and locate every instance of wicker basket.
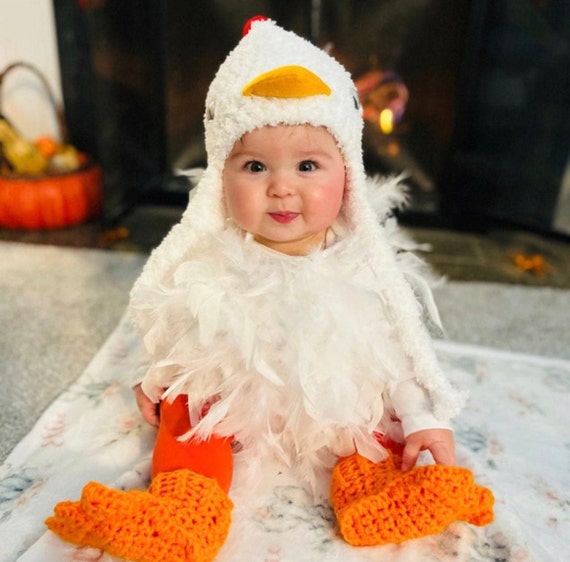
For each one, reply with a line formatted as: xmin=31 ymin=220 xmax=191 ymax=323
xmin=0 ymin=62 xmax=102 ymax=230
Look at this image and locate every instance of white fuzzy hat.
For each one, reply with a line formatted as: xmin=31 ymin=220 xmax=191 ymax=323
xmin=130 ymin=17 xmax=463 ymax=421
xmin=131 ymin=17 xmax=384 ymax=283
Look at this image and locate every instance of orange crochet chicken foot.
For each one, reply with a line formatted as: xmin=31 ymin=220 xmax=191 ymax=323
xmin=46 ymin=469 xmax=233 ymax=562
xmin=331 ymin=451 xmax=494 ymax=546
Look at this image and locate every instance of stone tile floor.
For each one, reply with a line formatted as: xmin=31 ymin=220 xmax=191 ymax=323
xmin=1 ymin=204 xmax=569 ymax=289
xmin=409 ymin=226 xmax=570 ymax=288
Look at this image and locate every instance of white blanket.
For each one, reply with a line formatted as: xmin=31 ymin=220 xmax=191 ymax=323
xmin=0 ymin=314 xmax=568 ymax=562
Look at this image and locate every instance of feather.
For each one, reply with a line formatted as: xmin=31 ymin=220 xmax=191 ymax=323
xmin=136 ymin=223 xmax=461 ymax=491
xmin=175 ymin=167 xmax=205 ymax=188
xmin=365 ymin=173 xmax=409 ymax=223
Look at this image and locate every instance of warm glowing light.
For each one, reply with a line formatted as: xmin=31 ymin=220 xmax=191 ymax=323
xmin=379 ymin=109 xmax=394 ymax=134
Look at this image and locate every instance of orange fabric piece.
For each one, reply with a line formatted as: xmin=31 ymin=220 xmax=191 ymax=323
xmin=331 ymin=452 xmax=494 ymax=546
xmin=45 ymin=469 xmax=233 ymax=562
xmin=152 ymin=395 xmax=234 ymax=493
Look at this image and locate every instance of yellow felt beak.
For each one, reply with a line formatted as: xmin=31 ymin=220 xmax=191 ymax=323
xmin=242 ymin=65 xmax=331 ymax=98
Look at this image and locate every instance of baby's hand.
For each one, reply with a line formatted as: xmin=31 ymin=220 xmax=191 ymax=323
xmin=133 ymin=383 xmax=160 ymax=427
xmin=401 ymin=428 xmax=455 ymax=471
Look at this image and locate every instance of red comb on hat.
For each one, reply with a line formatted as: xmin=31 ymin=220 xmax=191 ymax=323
xmin=242 ymin=15 xmax=269 ymax=36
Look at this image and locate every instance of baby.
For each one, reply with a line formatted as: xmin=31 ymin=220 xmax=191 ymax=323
xmin=135 ymin=122 xmax=455 ymax=475
xmin=46 ymin=17 xmax=493 ymax=562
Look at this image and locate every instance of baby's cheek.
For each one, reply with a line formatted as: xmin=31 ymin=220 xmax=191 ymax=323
xmin=312 ymin=190 xmax=344 ymax=223
xmin=223 ymin=187 xmax=242 ymax=219
xmin=224 ymin=190 xmax=257 ymax=229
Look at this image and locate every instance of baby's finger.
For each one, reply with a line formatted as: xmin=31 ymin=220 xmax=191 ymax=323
xmin=429 ymin=441 xmax=456 ymax=466
xmin=401 ymin=441 xmax=421 ymax=471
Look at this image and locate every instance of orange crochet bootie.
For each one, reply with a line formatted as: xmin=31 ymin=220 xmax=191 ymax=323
xmin=46 ymin=469 xmax=233 ymax=562
xmin=331 ymin=451 xmax=494 ymax=546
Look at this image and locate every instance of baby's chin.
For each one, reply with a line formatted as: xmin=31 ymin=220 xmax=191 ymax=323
xmin=252 ymin=231 xmax=327 ymax=256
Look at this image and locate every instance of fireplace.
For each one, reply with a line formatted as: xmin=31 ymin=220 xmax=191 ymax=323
xmin=53 ymin=0 xmax=570 ymax=236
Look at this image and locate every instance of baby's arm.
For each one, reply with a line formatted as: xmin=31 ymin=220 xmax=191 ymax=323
xmin=129 ymin=346 xmax=163 ymax=427
xmin=387 ymin=377 xmax=456 ymax=471
xmin=133 ymin=383 xmax=161 ymax=427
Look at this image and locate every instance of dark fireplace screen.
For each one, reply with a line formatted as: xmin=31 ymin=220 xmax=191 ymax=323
xmin=54 ymin=0 xmax=570 ymax=236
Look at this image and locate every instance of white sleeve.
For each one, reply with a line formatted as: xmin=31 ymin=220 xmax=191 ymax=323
xmin=386 ymin=377 xmax=452 ymax=437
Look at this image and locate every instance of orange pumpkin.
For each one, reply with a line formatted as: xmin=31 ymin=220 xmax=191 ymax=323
xmin=0 ymin=162 xmax=102 ymax=230
xmin=0 ymin=62 xmax=103 ymax=230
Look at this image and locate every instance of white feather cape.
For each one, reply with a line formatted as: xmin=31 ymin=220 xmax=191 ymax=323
xmin=132 ymin=192 xmax=458 ymax=492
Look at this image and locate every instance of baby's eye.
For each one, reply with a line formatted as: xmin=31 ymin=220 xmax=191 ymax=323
xmin=298 ymin=160 xmax=317 ymax=172
xmin=245 ymin=161 xmax=266 ymax=172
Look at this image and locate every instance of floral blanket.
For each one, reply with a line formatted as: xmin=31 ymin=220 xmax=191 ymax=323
xmin=0 ymin=314 xmax=568 ymax=562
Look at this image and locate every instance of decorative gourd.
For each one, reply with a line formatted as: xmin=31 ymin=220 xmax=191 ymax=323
xmin=0 ymin=62 xmax=102 ymax=230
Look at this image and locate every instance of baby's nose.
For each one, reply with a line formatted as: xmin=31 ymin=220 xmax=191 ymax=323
xmin=267 ymin=174 xmax=294 ymax=197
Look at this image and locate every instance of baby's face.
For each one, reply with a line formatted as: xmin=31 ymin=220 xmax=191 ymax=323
xmin=222 ymin=125 xmax=346 ymax=256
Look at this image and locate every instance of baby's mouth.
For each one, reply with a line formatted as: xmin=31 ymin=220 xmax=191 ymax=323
xmin=268 ymin=212 xmax=299 ymax=224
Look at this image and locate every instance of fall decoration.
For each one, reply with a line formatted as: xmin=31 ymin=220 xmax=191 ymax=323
xmin=0 ymin=62 xmax=102 ymax=230
xmin=512 ymin=253 xmax=551 ymax=278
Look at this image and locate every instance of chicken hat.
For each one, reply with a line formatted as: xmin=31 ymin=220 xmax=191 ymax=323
xmin=130 ymin=17 xmax=462 ymax=422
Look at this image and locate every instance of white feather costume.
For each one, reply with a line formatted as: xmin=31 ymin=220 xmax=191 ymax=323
xmin=129 ymin=18 xmax=463 ymax=492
